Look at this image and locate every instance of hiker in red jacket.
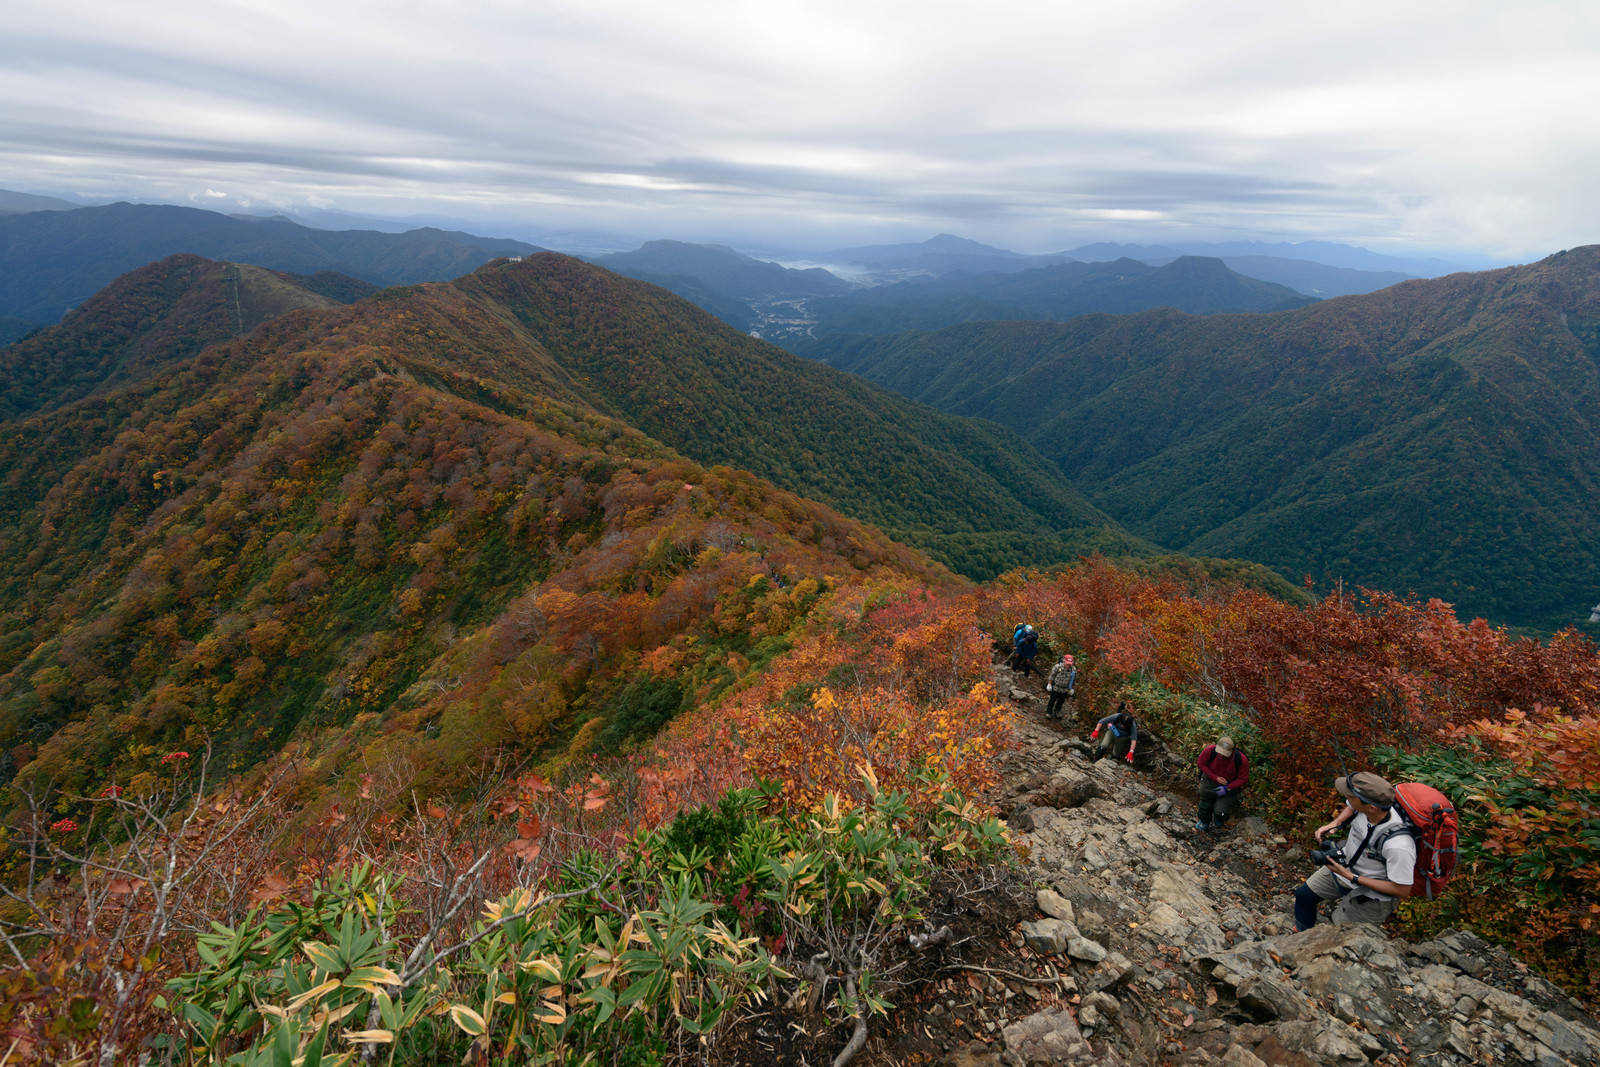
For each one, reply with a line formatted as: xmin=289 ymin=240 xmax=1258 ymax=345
xmin=1194 ymin=735 xmax=1248 ymax=832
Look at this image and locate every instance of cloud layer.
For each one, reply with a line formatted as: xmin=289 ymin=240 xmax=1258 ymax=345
xmin=4 ymin=0 xmax=1597 ymax=256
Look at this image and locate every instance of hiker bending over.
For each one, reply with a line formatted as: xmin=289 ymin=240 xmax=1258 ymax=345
xmin=1194 ymin=735 xmax=1248 ymax=832
xmin=1090 ymin=702 xmax=1137 ymax=763
xmin=1012 ymin=625 xmax=1039 ymax=676
xmin=1044 ymin=653 xmax=1076 ymax=719
xmin=1292 ymin=772 xmax=1414 ymax=930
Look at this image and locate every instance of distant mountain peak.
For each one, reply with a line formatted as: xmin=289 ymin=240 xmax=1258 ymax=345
xmin=0 ymin=187 xmax=81 ymax=214
xmin=922 ymin=233 xmax=1011 ymax=254
xmin=636 ymin=238 xmax=745 ymax=257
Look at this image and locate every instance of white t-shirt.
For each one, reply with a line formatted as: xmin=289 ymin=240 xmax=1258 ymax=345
xmin=1336 ymin=808 xmax=1416 ymax=895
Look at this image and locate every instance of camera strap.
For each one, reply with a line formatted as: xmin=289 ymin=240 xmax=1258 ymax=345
xmin=1335 ymin=819 xmax=1385 ymax=893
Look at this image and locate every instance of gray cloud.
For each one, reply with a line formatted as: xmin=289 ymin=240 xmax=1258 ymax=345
xmin=3 ymin=1 xmax=1597 ymax=257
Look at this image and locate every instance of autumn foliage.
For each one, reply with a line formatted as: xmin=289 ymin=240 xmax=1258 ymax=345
xmin=978 ymin=557 xmax=1600 ymax=1000
xmin=637 ymin=586 xmax=1013 ymax=818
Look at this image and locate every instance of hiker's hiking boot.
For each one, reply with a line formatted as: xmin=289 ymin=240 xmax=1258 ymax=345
xmin=1193 ymin=821 xmax=1212 ymax=833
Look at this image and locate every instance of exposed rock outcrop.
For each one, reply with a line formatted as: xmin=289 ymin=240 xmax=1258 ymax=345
xmin=968 ymin=664 xmax=1600 ymax=1066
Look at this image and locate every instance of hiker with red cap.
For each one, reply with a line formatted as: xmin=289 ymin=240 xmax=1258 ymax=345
xmin=1292 ymin=771 xmax=1415 ymax=930
xmin=1044 ymin=653 xmax=1076 ymax=719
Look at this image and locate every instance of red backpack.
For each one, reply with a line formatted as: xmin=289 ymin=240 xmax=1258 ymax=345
xmin=1379 ymin=782 xmax=1460 ymax=900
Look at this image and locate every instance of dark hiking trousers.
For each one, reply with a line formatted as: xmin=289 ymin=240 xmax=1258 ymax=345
xmin=1196 ymin=784 xmax=1239 ymax=828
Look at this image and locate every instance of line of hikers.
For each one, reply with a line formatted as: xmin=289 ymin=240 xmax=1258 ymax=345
xmin=1012 ymin=623 xmax=1457 ymax=932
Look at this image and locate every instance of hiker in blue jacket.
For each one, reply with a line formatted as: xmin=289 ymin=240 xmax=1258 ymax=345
xmin=1012 ymin=625 xmax=1039 ymax=676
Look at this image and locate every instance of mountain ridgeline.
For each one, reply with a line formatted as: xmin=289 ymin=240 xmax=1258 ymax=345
xmin=801 ymin=247 xmax=1600 ymax=631
xmin=444 ymin=254 xmax=1150 ymax=575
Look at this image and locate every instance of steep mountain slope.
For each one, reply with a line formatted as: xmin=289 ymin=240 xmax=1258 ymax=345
xmin=780 ymin=257 xmax=1312 ymax=345
xmin=447 ymin=254 xmax=1152 ymax=576
xmin=0 ymin=254 xmax=342 ymax=420
xmin=0 ymin=202 xmax=539 ymax=325
xmin=802 ymin=248 xmax=1600 ymax=630
xmin=0 ymin=252 xmax=1156 ymax=798
xmin=0 ymin=283 xmax=952 ymax=799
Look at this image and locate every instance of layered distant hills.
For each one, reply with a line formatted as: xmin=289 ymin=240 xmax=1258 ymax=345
xmin=0 ymin=201 xmax=539 ymax=326
xmin=1 ymin=199 xmax=1446 ymax=351
xmin=590 ymin=239 xmax=1321 ymax=344
xmin=591 ymin=240 xmax=852 ymax=333
xmin=802 ymin=247 xmax=1600 ymax=630
xmin=820 ymin=234 xmax=1440 ymax=296
xmin=788 ymin=256 xmax=1314 ymax=340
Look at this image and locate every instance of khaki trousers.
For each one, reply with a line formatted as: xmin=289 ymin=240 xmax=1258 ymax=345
xmin=1301 ymin=866 xmax=1399 ymax=925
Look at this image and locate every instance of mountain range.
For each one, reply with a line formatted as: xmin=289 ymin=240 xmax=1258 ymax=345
xmin=786 ymin=255 xmax=1315 ymax=340
xmin=0 ymin=201 xmax=540 ymax=326
xmin=0 ymin=193 xmax=1474 ymax=352
xmin=818 ymin=233 xmax=1448 ymax=295
xmin=589 ymin=240 xmax=1325 ymax=344
xmin=4 ymin=198 xmax=1588 ymax=634
xmin=800 ymin=247 xmax=1600 ymax=631
xmin=1061 ymin=239 xmax=1482 ymax=278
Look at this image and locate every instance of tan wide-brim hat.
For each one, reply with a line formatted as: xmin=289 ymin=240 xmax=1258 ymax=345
xmin=1335 ymin=771 xmax=1397 ymax=808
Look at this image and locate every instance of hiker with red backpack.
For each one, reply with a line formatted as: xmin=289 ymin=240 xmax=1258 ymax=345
xmin=1194 ymin=735 xmax=1248 ymax=833
xmin=1292 ymin=771 xmax=1458 ymax=930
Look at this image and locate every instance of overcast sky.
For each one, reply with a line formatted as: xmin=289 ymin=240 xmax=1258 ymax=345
xmin=4 ymin=1 xmax=1597 ymax=258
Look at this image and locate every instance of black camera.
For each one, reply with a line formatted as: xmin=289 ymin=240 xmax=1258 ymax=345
xmin=1310 ymin=845 xmax=1346 ymax=867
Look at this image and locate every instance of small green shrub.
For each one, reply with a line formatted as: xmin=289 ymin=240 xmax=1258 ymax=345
xmin=169 ymin=769 xmax=1010 ymax=1064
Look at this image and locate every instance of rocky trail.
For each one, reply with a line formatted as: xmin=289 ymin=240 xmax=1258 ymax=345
xmin=850 ymin=657 xmax=1600 ymax=1066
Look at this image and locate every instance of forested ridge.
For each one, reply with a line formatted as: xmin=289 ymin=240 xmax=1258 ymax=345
xmin=454 ymin=254 xmax=1152 ymax=576
xmin=802 ymin=247 xmax=1600 ymax=631
xmin=0 ymin=332 xmax=951 ymax=805
xmin=0 ymin=255 xmax=342 ymax=421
